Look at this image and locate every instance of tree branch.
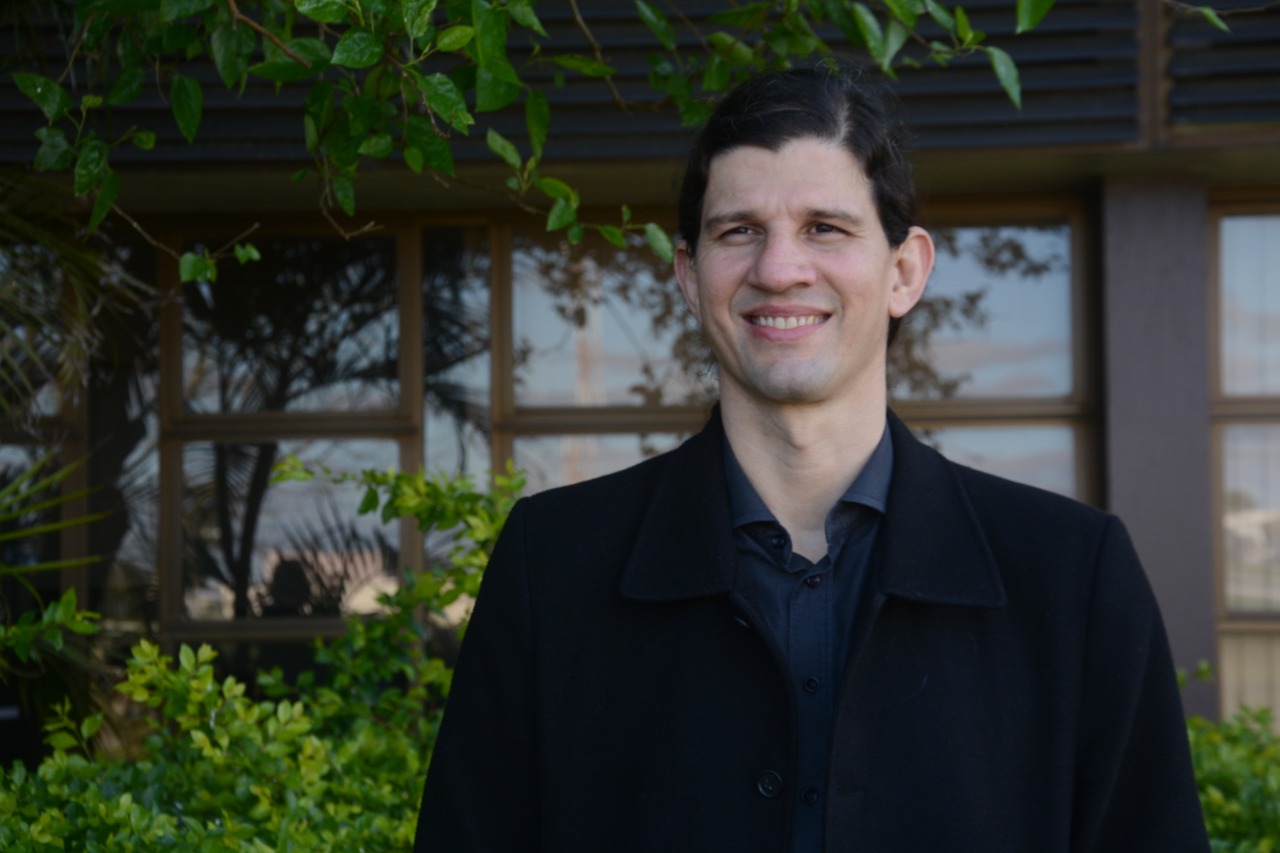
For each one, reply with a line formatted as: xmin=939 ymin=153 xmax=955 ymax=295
xmin=227 ymin=0 xmax=312 ymax=68
xmin=568 ymin=0 xmax=628 ymax=113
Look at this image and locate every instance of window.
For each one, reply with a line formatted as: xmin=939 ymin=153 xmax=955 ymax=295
xmin=1212 ymin=206 xmax=1280 ymax=715
xmin=14 ymin=200 xmax=1093 ymax=677
xmin=896 ymin=201 xmax=1093 ymax=502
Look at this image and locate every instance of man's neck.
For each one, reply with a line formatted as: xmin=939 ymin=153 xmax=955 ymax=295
xmin=721 ymin=392 xmax=887 ymax=561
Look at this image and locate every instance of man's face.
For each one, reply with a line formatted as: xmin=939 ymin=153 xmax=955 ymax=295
xmin=675 ymin=137 xmax=932 ymax=412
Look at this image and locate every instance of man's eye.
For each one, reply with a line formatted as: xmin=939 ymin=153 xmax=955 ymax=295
xmin=812 ymin=222 xmax=842 ymax=234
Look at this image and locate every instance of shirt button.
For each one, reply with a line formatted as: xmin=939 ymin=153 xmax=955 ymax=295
xmin=802 ymin=788 xmax=820 ymax=805
xmin=770 ymin=534 xmax=786 ymax=549
xmin=805 ymin=574 xmax=822 ymax=588
xmin=804 ymin=677 xmax=821 ymax=693
xmin=756 ymin=770 xmax=783 ymax=799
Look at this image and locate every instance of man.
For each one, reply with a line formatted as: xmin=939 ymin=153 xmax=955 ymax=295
xmin=415 ymin=68 xmax=1209 ymax=852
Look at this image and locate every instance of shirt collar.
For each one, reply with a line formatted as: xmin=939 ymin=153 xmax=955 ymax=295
xmin=723 ymin=424 xmax=894 ymax=529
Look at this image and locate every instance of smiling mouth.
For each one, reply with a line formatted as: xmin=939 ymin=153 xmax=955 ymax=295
xmin=747 ymin=314 xmax=827 ymax=330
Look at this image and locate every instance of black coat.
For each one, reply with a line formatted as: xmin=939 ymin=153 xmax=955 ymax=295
xmin=415 ymin=411 xmax=1209 ymax=852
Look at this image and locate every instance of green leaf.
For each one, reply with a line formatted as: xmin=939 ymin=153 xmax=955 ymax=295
xmin=73 ymin=138 xmax=108 ymax=196
xmin=476 ymin=68 xmax=521 ymax=112
xmin=171 ymin=73 xmax=202 ymax=144
xmin=179 ymin=251 xmax=215 ymax=282
xmin=296 ymin=0 xmax=348 ymax=24
xmin=233 ymin=243 xmax=260 ymax=264
xmin=106 ymin=66 xmax=145 ymax=105
xmin=359 ymin=132 xmax=394 ymax=158
xmin=954 ymin=6 xmax=973 ymax=42
xmin=403 ymin=145 xmax=425 ymax=173
xmin=825 ymin=0 xmax=865 ymax=46
xmin=33 ymin=127 xmax=74 ymax=171
xmin=405 ymin=115 xmax=456 ymax=175
xmin=525 ymin=90 xmax=549 ymax=158
xmin=546 ymin=197 xmax=577 ymax=232
xmin=79 ymin=715 xmax=102 ymax=741
xmin=985 ymin=45 xmax=1021 ymax=110
xmin=924 ymin=0 xmax=955 ymax=30
xmin=359 ymin=486 xmax=379 ymax=514
xmin=247 ymin=38 xmax=331 ymax=82
xmin=159 ymin=0 xmax=214 ymax=18
xmin=508 ymin=0 xmax=548 ymax=36
xmin=88 ymin=170 xmax=119 ymax=233
xmin=644 ymin=222 xmax=674 ymax=263
xmin=710 ymin=2 xmax=769 ymax=28
xmin=636 ymin=0 xmax=676 ymax=51
xmin=404 ymin=0 xmax=439 ymax=40
xmin=422 ymin=72 xmax=473 ymax=133
xmin=486 ymin=128 xmax=521 ymax=169
xmin=474 ymin=0 xmax=518 ymax=83
xmin=702 ymin=54 xmax=730 ymax=92
xmin=707 ymin=32 xmax=753 ymax=66
xmin=332 ymin=29 xmax=384 ymax=68
xmin=1015 ymin=0 xmax=1055 ymax=33
xmin=1197 ymin=5 xmax=1230 ymax=32
xmin=535 ymin=176 xmax=577 ymax=204
xmin=883 ymin=20 xmax=909 ymax=69
xmin=436 ymin=24 xmax=475 ymax=51
xmin=211 ymin=21 xmax=254 ymax=88
xmin=332 ymin=174 xmax=356 ymax=216
xmin=77 ymin=0 xmax=160 ymax=11
xmin=179 ymin=644 xmax=195 ymax=671
xmin=132 ymin=129 xmax=156 ymax=150
xmin=598 ymin=225 xmax=626 ymax=248
xmin=882 ymin=0 xmax=920 ymax=29
xmin=12 ymin=72 xmax=73 ymax=123
xmin=552 ymin=54 xmax=615 ymax=78
xmin=852 ymin=4 xmax=886 ymax=61
xmin=46 ymin=732 xmax=78 ymax=751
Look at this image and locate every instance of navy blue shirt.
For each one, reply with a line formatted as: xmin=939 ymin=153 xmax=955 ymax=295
xmin=724 ymin=427 xmax=892 ymax=853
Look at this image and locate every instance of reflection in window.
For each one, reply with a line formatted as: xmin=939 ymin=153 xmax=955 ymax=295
xmin=424 ymin=230 xmax=491 ymax=477
xmin=894 ymin=225 xmax=1072 ymax=400
xmin=1222 ymin=424 xmax=1280 ymax=614
xmin=1220 ymin=215 xmax=1280 ymax=396
xmin=514 ymin=433 xmax=685 ymax=493
xmin=182 ymin=237 xmax=398 ymax=414
xmin=181 ymin=439 xmax=399 ymax=620
xmin=919 ymin=425 xmax=1076 ymax=499
xmin=512 ymin=231 xmax=713 ymax=408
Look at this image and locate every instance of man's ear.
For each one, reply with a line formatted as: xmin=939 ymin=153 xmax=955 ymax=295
xmin=888 ymin=226 xmax=934 ymax=319
xmin=675 ymin=240 xmax=700 ymax=318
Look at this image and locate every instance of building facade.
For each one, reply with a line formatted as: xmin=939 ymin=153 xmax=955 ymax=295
xmin=2 ymin=0 xmax=1279 ymax=726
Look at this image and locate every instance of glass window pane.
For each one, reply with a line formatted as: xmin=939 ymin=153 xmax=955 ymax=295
xmin=512 ymin=230 xmax=714 ymax=408
xmin=514 ymin=433 xmax=686 ymax=493
xmin=181 ymin=439 xmax=400 ymax=620
xmin=893 ymin=225 xmax=1073 ymax=400
xmin=1220 ymin=215 xmax=1280 ymax=396
xmin=0 ymin=444 xmax=63 ymax=576
xmin=182 ymin=237 xmax=398 ymax=413
xmin=424 ymin=229 xmax=491 ymax=478
xmin=917 ymin=425 xmax=1077 ymax=499
xmin=1222 ymin=424 xmax=1280 ymax=614
xmin=1219 ymin=633 xmax=1280 ymax=718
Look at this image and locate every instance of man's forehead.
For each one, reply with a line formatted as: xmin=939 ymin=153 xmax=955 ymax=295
xmin=701 ymin=141 xmax=873 ymax=217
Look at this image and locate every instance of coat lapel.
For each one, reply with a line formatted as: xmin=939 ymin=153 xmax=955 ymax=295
xmin=877 ymin=412 xmax=1006 ymax=608
xmin=619 ymin=407 xmax=738 ymax=601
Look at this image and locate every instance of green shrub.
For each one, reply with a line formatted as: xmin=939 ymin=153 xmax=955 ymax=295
xmin=0 ymin=467 xmax=520 ymax=851
xmin=1190 ymin=706 xmax=1280 ymax=852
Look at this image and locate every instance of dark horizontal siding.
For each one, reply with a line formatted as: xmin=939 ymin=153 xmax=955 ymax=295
xmin=1166 ymin=0 xmax=1280 ymax=129
xmin=1 ymin=0 xmax=1144 ymax=169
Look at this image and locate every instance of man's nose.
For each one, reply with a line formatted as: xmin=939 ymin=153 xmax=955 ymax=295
xmin=749 ymin=233 xmax=813 ymax=291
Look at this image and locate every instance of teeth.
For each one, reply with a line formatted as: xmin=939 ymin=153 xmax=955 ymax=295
xmin=749 ymin=314 xmax=824 ymax=329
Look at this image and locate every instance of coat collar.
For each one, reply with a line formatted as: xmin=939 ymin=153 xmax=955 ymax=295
xmin=619 ymin=408 xmax=1006 ymax=609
